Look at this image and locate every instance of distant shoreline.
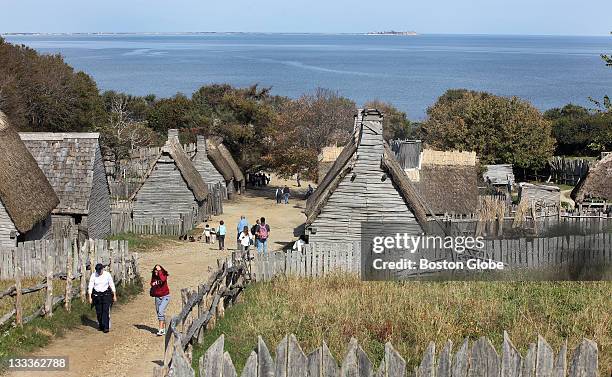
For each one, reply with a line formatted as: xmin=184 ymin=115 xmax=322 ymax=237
xmin=366 ymin=31 xmax=418 ymax=36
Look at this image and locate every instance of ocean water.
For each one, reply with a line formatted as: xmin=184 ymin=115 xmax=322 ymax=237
xmin=4 ymin=33 xmax=612 ymax=119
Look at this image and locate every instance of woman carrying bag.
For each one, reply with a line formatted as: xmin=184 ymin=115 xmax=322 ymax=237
xmin=150 ymin=265 xmax=170 ymax=336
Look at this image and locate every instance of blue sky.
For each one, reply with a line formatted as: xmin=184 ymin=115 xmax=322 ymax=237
xmin=1 ymin=0 xmax=610 ymax=36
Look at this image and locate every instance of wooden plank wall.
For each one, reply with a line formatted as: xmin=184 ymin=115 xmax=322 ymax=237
xmin=0 ymin=238 xmax=133 ymax=280
xmin=255 ymin=233 xmax=612 ymax=280
xmin=168 ymin=332 xmax=599 ymax=377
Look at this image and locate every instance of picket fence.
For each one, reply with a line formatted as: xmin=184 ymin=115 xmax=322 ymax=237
xmin=0 ymin=238 xmax=138 ymax=328
xmin=110 ymin=211 xmax=198 ymax=237
xmin=168 ymin=332 xmax=599 ymax=377
xmin=255 ymin=232 xmax=612 ymax=281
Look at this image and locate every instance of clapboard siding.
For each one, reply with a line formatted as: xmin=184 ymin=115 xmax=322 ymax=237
xmin=0 ymin=200 xmax=17 ymax=248
xmin=87 ymin=145 xmax=112 ymax=239
xmin=309 ymin=115 xmax=421 ymax=248
xmin=133 ymin=156 xmax=200 ymax=220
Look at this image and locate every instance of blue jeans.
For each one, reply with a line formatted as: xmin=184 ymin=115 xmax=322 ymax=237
xmin=155 ymin=295 xmax=170 ymax=321
xmin=284 ymin=193 xmax=290 ymax=204
xmin=257 ymin=239 xmax=268 ymax=254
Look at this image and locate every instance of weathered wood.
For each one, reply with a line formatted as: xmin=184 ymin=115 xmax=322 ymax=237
xmin=202 ymin=334 xmax=224 ymax=377
xmin=568 ymin=339 xmax=598 ymax=377
xmin=275 ymin=334 xmax=307 ymax=377
xmin=501 ymin=332 xmax=522 ymax=377
xmin=340 ymin=337 xmax=373 ymax=377
xmin=169 ymin=334 xmax=195 ymax=377
xmin=417 ymin=342 xmax=435 ymax=377
xmin=44 ymin=242 xmax=54 ymax=317
xmin=80 ymin=240 xmax=88 ymax=301
xmin=307 ymin=341 xmax=338 ymax=377
xmin=522 ymin=343 xmax=537 ymax=377
xmin=223 ymin=352 xmax=237 ymax=377
xmin=452 ymin=338 xmax=470 ymax=377
xmin=65 ymin=241 xmax=74 ymax=312
xmin=14 ymin=266 xmax=23 ymax=326
xmin=468 ymin=337 xmax=499 ymax=377
xmin=258 ymin=336 xmax=275 ymax=377
xmin=436 ymin=341 xmax=452 ymax=377
xmin=536 ymin=335 xmax=554 ymax=377
xmin=241 ymin=351 xmax=258 ymax=377
xmin=553 ymin=341 xmax=567 ymax=377
xmin=377 ymin=342 xmax=406 ymax=377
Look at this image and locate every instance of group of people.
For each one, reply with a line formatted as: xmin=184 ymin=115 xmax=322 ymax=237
xmin=275 ymin=185 xmax=291 ymax=204
xmin=249 ymin=172 xmax=270 ymax=187
xmin=87 ymin=262 xmax=170 ymax=337
xmin=237 ymin=215 xmax=271 ymax=255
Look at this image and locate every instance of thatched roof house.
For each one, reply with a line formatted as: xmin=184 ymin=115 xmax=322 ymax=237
xmin=304 ymin=109 xmax=428 ymax=250
xmin=571 ymin=153 xmax=612 ymax=204
xmin=0 ymin=112 xmax=59 ymax=247
xmin=20 ymin=132 xmax=111 ymax=240
xmin=131 ymin=129 xmax=209 ymax=221
xmin=206 ymin=138 xmax=245 ymax=195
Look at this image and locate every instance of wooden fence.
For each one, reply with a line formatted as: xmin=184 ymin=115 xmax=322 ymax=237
xmin=548 ymin=156 xmax=590 ymax=186
xmin=169 ymin=332 xmax=598 ymax=377
xmin=110 ymin=211 xmax=198 ymax=237
xmin=0 ymin=239 xmax=138 ymax=328
xmin=255 ymin=232 xmax=612 ymax=281
xmin=154 ymin=252 xmax=252 ymax=377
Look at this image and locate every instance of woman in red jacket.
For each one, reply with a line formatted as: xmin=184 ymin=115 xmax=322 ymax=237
xmin=150 ymin=265 xmax=170 ymax=336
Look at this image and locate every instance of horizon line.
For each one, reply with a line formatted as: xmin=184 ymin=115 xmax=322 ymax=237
xmin=1 ymin=31 xmax=610 ymax=38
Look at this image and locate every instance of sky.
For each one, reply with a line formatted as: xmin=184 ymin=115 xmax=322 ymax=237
xmin=1 ymin=0 xmax=610 ymax=36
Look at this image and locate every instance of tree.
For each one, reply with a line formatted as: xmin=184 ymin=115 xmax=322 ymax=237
xmin=422 ymin=89 xmax=555 ymax=170
xmin=364 ymin=100 xmax=413 ymax=140
xmin=545 ymin=104 xmax=612 ymax=155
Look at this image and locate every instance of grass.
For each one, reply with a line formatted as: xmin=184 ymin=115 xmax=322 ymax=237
xmin=109 ymin=232 xmax=177 ymax=252
xmin=0 ymin=276 xmax=143 ymax=372
xmin=192 ymin=275 xmax=611 ymax=375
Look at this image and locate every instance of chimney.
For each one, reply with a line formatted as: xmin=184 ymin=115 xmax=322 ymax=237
xmin=168 ymin=129 xmax=179 ymax=142
xmin=196 ymin=135 xmax=207 ymax=157
xmin=357 ymin=108 xmax=384 ymax=148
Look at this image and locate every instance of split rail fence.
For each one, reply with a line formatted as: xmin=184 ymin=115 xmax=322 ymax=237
xmin=0 ymin=239 xmax=138 ymax=328
xmin=255 ymin=232 xmax=612 ymax=281
xmin=168 ymin=331 xmax=599 ymax=377
xmin=154 ymin=252 xmax=252 ymax=377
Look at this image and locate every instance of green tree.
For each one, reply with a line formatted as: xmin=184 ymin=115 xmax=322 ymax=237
xmin=545 ymin=104 xmax=612 ymax=155
xmin=364 ymin=100 xmax=414 ymax=141
xmin=422 ymin=89 xmax=555 ymax=170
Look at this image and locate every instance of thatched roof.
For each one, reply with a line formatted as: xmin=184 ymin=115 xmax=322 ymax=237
xmin=19 ymin=132 xmax=103 ymax=216
xmin=206 ymin=138 xmax=244 ymax=183
xmin=414 ymin=165 xmax=479 ymax=215
xmin=131 ymin=138 xmax=209 ymax=201
xmin=193 ymin=136 xmax=225 ymax=185
xmin=318 ymin=146 xmax=344 ymax=163
xmin=305 ymin=111 xmax=428 ymax=228
xmin=0 ymin=112 xmax=59 ymax=233
xmin=572 ymin=154 xmax=612 ymax=203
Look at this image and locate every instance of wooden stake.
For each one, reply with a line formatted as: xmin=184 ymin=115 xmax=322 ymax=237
xmin=15 ymin=266 xmax=22 ymax=327
xmin=80 ymin=240 xmax=88 ymax=302
xmin=45 ymin=242 xmax=54 ymax=317
xmin=65 ymin=240 xmax=74 ymax=312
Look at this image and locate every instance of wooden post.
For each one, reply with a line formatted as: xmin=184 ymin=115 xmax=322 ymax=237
xmin=121 ymin=241 xmax=127 ymax=286
xmin=65 ymin=241 xmax=74 ymax=312
xmin=80 ymin=240 xmax=88 ymax=302
xmin=45 ymin=242 xmax=54 ymax=317
xmin=15 ymin=266 xmax=23 ymax=327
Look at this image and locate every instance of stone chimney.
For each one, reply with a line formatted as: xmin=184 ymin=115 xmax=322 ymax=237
xmin=168 ymin=129 xmax=179 ymax=143
xmin=196 ymin=135 xmax=207 ymax=157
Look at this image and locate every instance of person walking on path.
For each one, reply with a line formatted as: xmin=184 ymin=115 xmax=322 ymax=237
xmin=150 ymin=265 xmax=170 ymax=336
xmin=275 ymin=187 xmax=282 ymax=204
xmin=251 ymin=219 xmax=260 ymax=250
xmin=283 ymin=185 xmax=290 ymax=204
xmin=203 ymin=223 xmax=211 ymax=244
xmin=236 ymin=216 xmax=249 ymax=250
xmin=218 ymin=220 xmax=226 ymax=250
xmin=88 ymin=263 xmax=117 ymax=333
xmin=238 ymin=226 xmax=252 ymax=256
xmin=256 ymin=217 xmax=271 ymax=254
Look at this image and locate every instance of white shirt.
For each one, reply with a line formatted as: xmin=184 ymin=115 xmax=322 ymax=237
xmin=293 ymin=239 xmax=305 ymax=252
xmin=239 ymin=231 xmax=251 ymax=247
xmin=88 ymin=270 xmax=116 ymax=294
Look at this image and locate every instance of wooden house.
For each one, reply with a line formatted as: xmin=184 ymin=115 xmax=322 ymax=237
xmin=571 ymin=153 xmax=612 ymax=207
xmin=483 ymin=164 xmax=515 ymax=191
xmin=0 ymin=112 xmax=60 ymax=247
xmin=206 ymin=138 xmax=245 ymax=196
xmin=518 ymin=183 xmax=561 ymax=208
xmin=317 ymin=145 xmax=343 ymax=183
xmin=131 ymin=130 xmax=209 ymax=222
xmin=20 ymin=132 xmax=111 ymax=241
xmin=193 ymin=135 xmax=227 ymax=200
xmin=304 ymin=109 xmax=427 ymax=250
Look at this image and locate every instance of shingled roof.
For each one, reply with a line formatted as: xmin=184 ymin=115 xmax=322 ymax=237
xmin=0 ymin=112 xmax=59 ymax=232
xmin=571 ymin=154 xmax=612 ymax=203
xmin=131 ymin=135 xmax=209 ymax=201
xmin=19 ymin=132 xmax=102 ymax=216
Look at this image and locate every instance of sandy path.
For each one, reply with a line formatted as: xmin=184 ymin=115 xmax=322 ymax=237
xmin=7 ymin=179 xmax=306 ymax=377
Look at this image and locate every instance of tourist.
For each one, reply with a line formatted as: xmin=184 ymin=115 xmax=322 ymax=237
xmin=292 ymin=236 xmax=306 ymax=252
xmin=251 ymin=219 xmax=261 ymax=250
xmin=203 ymin=223 xmax=211 ymax=243
xmin=218 ymin=220 xmax=226 ymax=250
xmin=256 ymin=217 xmax=271 ymax=254
xmin=275 ymin=187 xmax=282 ymax=204
xmin=150 ymin=265 xmax=170 ymax=336
xmin=236 ymin=216 xmax=249 ymax=250
xmin=238 ymin=225 xmax=252 ymax=255
xmin=305 ymin=184 xmax=314 ymax=199
xmin=283 ymin=185 xmax=290 ymax=204
xmin=88 ymin=263 xmax=117 ymax=333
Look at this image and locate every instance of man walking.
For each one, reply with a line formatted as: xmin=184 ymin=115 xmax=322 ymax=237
xmin=275 ymin=187 xmax=282 ymax=204
xmin=282 ymin=185 xmax=290 ymax=204
xmin=256 ymin=217 xmax=271 ymax=254
xmin=251 ymin=219 xmax=261 ymax=250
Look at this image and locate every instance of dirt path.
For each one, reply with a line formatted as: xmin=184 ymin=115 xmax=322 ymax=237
xmin=7 ymin=178 xmax=307 ymax=377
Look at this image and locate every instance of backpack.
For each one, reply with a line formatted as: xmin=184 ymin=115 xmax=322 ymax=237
xmin=259 ymin=224 xmax=269 ymax=240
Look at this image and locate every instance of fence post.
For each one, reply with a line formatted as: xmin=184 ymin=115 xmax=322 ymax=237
xmin=65 ymin=241 xmax=74 ymax=312
xmin=121 ymin=241 xmax=127 ymax=286
xmin=45 ymin=242 xmax=54 ymax=317
xmin=15 ymin=265 xmax=23 ymax=327
xmin=80 ymin=240 xmax=88 ymax=302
